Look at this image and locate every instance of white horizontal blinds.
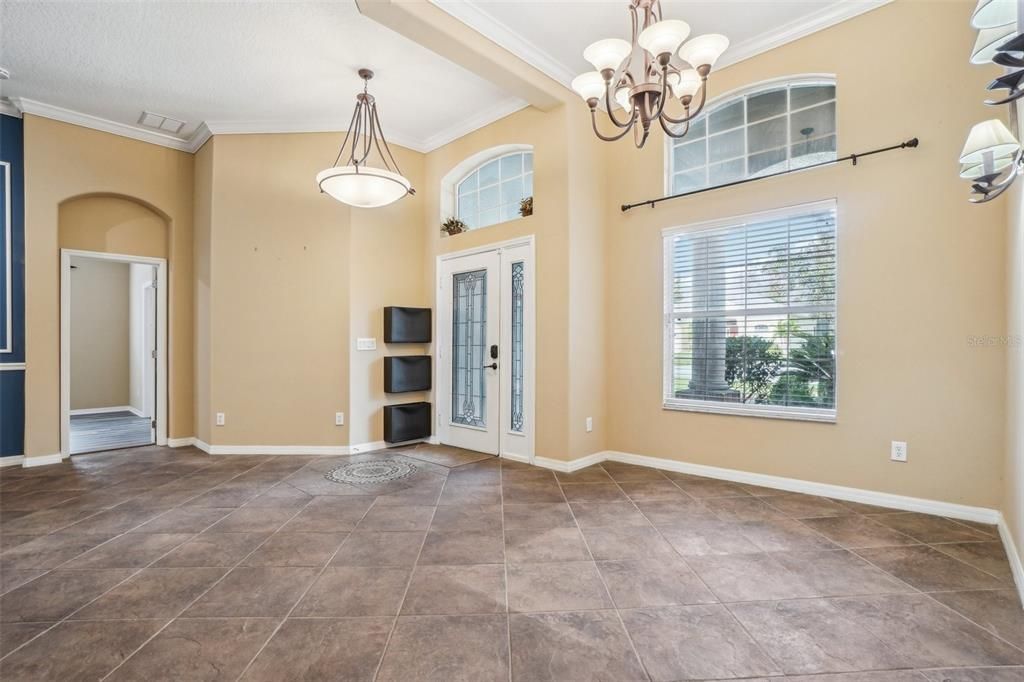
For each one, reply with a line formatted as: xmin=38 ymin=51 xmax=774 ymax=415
xmin=667 ymin=205 xmax=836 ymax=414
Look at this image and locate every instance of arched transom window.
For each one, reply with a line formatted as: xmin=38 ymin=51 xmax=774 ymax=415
xmin=456 ymin=151 xmax=534 ymax=230
xmin=668 ymin=78 xmax=837 ymax=195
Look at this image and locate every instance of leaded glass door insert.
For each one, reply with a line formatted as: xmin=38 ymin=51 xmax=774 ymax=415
xmin=510 ymin=261 xmax=525 ymax=433
xmin=438 ymin=242 xmax=533 ymax=460
xmin=452 ymin=269 xmax=487 ymax=428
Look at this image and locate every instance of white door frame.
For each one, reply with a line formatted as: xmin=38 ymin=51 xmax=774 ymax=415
xmin=60 ymin=249 xmax=168 ymax=458
xmin=435 ymin=235 xmax=536 ymax=462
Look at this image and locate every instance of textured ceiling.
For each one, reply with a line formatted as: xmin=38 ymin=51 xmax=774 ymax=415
xmin=0 ymin=0 xmax=525 ymax=151
xmin=431 ymin=0 xmax=891 ymax=86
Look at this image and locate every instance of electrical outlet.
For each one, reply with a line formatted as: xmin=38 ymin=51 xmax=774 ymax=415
xmin=891 ymin=441 xmax=907 ymax=462
xmin=586 ymin=417 xmax=593 ymax=433
xmin=356 ymin=337 xmax=377 ymax=351
xmin=216 ymin=412 xmax=225 ymax=427
xmin=335 ymin=412 xmax=345 ymax=426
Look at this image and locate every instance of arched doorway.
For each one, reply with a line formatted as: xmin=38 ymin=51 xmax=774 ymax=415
xmin=57 ymin=195 xmax=169 ymax=457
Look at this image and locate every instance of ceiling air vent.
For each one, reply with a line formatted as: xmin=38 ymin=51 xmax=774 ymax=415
xmin=138 ymin=110 xmax=185 ymax=135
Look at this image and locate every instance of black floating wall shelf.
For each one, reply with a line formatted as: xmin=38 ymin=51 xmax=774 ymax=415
xmin=384 ymin=306 xmax=432 ymax=343
xmin=384 ymin=356 xmax=431 ymax=393
xmin=384 ymin=402 xmax=431 ymax=444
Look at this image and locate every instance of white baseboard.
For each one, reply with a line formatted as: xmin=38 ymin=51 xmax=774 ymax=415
xmin=69 ymin=405 xmax=143 ymax=417
xmin=501 ymin=452 xmax=532 ymax=465
xmin=190 ymin=439 xmax=387 ymax=456
xmin=532 ymin=449 xmax=1001 ymax=525
xmin=0 ymin=455 xmax=25 ymax=467
xmin=22 ymin=453 xmax=63 ymax=468
xmin=348 ymin=440 xmax=388 ymax=454
xmin=534 ymin=453 xmax=603 ymax=472
xmin=167 ymin=437 xmax=196 ymax=448
xmin=997 ymin=516 xmax=1024 ymax=607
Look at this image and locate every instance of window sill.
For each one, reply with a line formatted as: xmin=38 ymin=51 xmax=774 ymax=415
xmin=442 ymin=213 xmax=533 ymax=238
xmin=662 ymin=399 xmax=836 ymax=423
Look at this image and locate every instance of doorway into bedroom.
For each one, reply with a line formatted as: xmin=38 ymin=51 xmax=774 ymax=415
xmin=61 ymin=250 xmax=166 ymax=456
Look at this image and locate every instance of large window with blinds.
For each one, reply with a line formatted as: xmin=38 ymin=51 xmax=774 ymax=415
xmin=663 ymin=200 xmax=837 ymax=421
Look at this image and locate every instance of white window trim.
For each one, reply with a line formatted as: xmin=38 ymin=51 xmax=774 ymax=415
xmin=661 ymin=199 xmax=839 ymax=423
xmin=663 ymin=74 xmax=838 ymax=197
xmin=439 ymin=143 xmax=533 ymax=227
xmin=455 ymin=150 xmax=533 ymax=231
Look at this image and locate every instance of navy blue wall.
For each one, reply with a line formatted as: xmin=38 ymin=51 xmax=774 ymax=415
xmin=1 ymin=113 xmax=25 ymax=458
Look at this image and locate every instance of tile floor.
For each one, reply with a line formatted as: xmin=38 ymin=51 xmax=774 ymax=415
xmin=0 ymin=444 xmax=1021 ymax=681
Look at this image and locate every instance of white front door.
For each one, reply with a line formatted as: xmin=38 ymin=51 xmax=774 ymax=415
xmin=438 ymin=241 xmax=534 ymax=460
xmin=439 ymin=251 xmax=501 ymax=454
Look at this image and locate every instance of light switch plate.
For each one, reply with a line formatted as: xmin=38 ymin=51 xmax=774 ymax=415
xmin=356 ymin=337 xmax=377 ymax=351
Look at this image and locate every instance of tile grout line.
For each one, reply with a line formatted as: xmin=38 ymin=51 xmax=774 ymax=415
xmin=500 ymin=459 xmax=513 ymax=682
xmin=613 ymin=468 xmax=793 ymax=678
xmin=231 ymin=492 xmax=380 ymax=680
xmin=555 ymin=464 xmax=654 ymax=682
xmin=790 ymin=517 xmax=1024 ymax=659
xmin=665 ymin=476 xmax=951 ymax=672
xmin=0 ymin=456 xmax=278 ymax=661
xmin=369 ymin=476 xmax=441 ymax=682
xmin=96 ymin=458 xmax=330 ymax=680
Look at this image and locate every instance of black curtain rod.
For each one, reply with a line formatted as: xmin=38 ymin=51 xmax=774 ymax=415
xmin=621 ymin=137 xmax=920 ymax=213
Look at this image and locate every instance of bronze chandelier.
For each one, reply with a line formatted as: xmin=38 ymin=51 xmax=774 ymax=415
xmin=571 ymin=0 xmax=729 ymax=148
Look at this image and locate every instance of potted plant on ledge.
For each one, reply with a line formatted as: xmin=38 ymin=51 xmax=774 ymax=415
xmin=441 ymin=216 xmax=468 ymax=237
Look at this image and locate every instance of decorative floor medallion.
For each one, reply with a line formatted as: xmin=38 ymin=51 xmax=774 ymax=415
xmin=324 ymin=459 xmax=417 ymax=485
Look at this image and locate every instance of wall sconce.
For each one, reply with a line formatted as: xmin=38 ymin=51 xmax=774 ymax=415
xmin=961 ymin=119 xmax=1023 ymax=202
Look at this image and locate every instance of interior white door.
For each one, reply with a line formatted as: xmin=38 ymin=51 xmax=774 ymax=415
xmin=439 ymin=251 xmax=501 ymax=455
xmin=143 ymin=281 xmax=157 ymax=438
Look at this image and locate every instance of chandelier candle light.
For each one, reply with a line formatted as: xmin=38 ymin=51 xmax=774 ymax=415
xmin=961 ymin=0 xmax=1024 ymax=202
xmin=571 ymin=0 xmax=729 ymax=148
xmin=317 ymin=69 xmax=415 ymax=208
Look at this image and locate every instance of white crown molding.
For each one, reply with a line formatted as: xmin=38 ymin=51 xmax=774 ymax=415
xmin=0 ymin=99 xmax=22 ymax=118
xmin=717 ymin=0 xmax=895 ymax=70
xmin=11 ymin=95 xmax=525 ymax=155
xmin=202 ymin=119 xmax=425 ymax=154
xmin=432 ymin=0 xmax=894 ymax=90
xmin=418 ymin=96 xmax=527 ymax=152
xmin=186 ymin=122 xmax=213 ymax=154
xmin=14 ymin=98 xmax=199 ymax=152
xmin=428 ymin=0 xmax=577 ymax=88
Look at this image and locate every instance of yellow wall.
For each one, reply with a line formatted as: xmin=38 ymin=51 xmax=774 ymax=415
xmin=23 ymin=115 xmax=194 ymax=458
xmin=349 ymin=148 xmax=429 ymax=446
xmin=193 ymin=141 xmax=214 ymax=444
xmin=58 ymin=195 xmax=169 ymax=259
xmin=68 ymin=258 xmax=130 ymax=410
xmin=1004 ymin=112 xmax=1024 ymax=584
xmin=603 ymin=0 xmax=1006 ymax=508
xmin=191 ymin=133 xmax=429 ymax=449
xmin=196 ymin=133 xmax=352 ymax=447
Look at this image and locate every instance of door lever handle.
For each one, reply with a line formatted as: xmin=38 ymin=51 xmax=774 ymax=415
xmin=482 ymin=363 xmax=498 ymax=370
